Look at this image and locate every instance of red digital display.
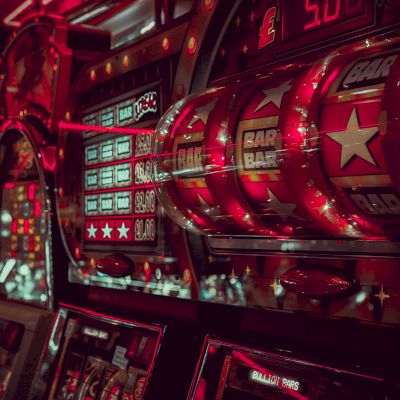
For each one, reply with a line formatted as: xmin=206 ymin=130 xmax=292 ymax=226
xmin=282 ymin=0 xmax=369 ymax=43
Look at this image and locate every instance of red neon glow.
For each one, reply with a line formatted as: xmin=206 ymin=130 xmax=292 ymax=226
xmin=193 ymin=378 xmax=207 ymax=400
xmin=304 ymin=0 xmax=321 ymax=30
xmin=323 ymin=0 xmax=340 ymax=23
xmin=304 ymin=0 xmax=365 ymax=30
xmin=4 ymin=182 xmax=15 ymax=190
xmin=23 ymin=219 xmax=29 ymax=235
xmin=162 ymin=37 xmax=170 ymax=51
xmin=11 ymin=220 xmax=18 ymax=234
xmin=187 ymin=36 xmax=197 ymax=55
xmin=58 ymin=121 xmax=154 ymax=136
xmin=204 ymin=0 xmax=214 ymax=11
xmin=123 ymin=54 xmax=129 ymax=68
xmin=34 ymin=201 xmax=41 ymax=217
xmin=28 ymin=183 xmax=36 ymax=201
xmin=208 ymin=344 xmax=217 ymax=355
xmin=90 ymin=69 xmax=96 ymax=81
xmin=283 ymin=0 xmax=367 ymax=41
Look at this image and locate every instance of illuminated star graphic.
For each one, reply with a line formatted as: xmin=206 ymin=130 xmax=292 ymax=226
xmin=188 ymin=100 xmax=217 ymax=127
xmin=102 ymin=223 xmax=113 ymax=239
xmin=326 ymin=107 xmax=378 ymax=168
xmin=87 ymin=223 xmax=97 ymax=239
xmin=117 ymin=222 xmax=130 ymax=239
xmin=261 ymin=188 xmax=297 ymax=220
xmin=374 ymin=285 xmax=390 ymax=307
xmin=198 ymin=194 xmax=222 ymax=222
xmin=245 ymin=266 xmax=252 ymax=275
xmin=270 ymin=278 xmax=284 ymax=296
xmin=254 ymin=80 xmax=292 ymax=112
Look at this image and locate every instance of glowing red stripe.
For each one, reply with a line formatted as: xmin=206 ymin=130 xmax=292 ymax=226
xmin=59 ymin=121 xmax=154 ymax=136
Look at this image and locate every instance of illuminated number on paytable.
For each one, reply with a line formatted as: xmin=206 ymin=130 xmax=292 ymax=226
xmin=258 ymin=6 xmax=277 ymax=49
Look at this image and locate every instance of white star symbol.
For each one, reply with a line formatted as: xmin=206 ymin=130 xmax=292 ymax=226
xmin=261 ymin=188 xmax=298 ymax=220
xmin=326 ymin=107 xmax=378 ymax=169
xmin=117 ymin=222 xmax=130 ymax=239
xmin=198 ymin=194 xmax=222 ymax=222
xmin=102 ymin=223 xmax=113 ymax=239
xmin=254 ymin=81 xmax=292 ymax=112
xmin=87 ymin=223 xmax=97 ymax=239
xmin=188 ymin=100 xmax=217 ymax=127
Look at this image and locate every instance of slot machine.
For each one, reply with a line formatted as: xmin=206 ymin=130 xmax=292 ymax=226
xmin=151 ymin=0 xmax=400 ymax=398
xmin=31 ymin=2 xmax=199 ymax=399
xmin=0 ymin=15 xmax=108 ymax=399
xmin=29 ymin=1 xmax=400 ymax=399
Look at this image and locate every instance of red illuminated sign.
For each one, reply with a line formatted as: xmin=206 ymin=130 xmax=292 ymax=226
xmin=258 ymin=6 xmax=277 ymax=49
xmin=282 ymin=0 xmax=370 ymax=43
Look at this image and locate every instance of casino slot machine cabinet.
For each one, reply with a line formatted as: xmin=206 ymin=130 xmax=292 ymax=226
xmin=0 ymin=121 xmax=54 ymax=400
xmin=151 ymin=0 xmax=400 ymax=398
xmin=0 ymin=15 xmax=109 ymax=400
xmin=31 ymin=2 xmax=201 ymax=399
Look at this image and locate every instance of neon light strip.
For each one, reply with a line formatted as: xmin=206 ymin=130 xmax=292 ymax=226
xmin=3 ymin=0 xmax=33 ymax=27
xmin=59 ymin=121 xmax=154 ymax=136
